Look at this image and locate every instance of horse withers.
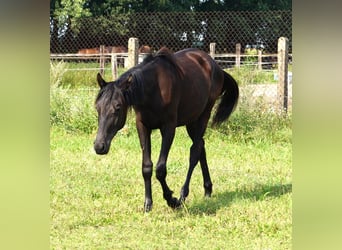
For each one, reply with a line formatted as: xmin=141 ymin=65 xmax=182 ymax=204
xmin=94 ymin=47 xmax=239 ymax=212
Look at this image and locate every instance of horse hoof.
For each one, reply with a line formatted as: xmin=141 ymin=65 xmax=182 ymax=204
xmin=167 ymin=197 xmax=181 ymax=209
xmin=144 ymin=202 xmax=153 ymax=213
xmin=204 ymin=191 xmax=212 ymax=198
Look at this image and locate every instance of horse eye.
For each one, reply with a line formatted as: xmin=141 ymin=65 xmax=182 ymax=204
xmin=114 ymin=103 xmax=121 ymax=114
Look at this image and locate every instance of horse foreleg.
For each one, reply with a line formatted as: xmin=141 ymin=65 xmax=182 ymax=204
xmin=136 ymin=121 xmax=153 ymax=212
xmin=142 ymin=156 xmax=153 ymax=212
xmin=156 ymin=125 xmax=180 ymax=209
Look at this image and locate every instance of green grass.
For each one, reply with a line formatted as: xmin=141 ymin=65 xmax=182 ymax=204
xmin=50 ymin=64 xmax=292 ymax=249
xmin=50 ymin=121 xmax=291 ymax=249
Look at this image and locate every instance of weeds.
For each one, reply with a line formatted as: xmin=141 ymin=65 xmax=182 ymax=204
xmin=50 ymin=87 xmax=98 ymax=134
xmin=50 ymin=61 xmax=67 ymax=87
xmin=227 ymin=66 xmax=277 ymax=85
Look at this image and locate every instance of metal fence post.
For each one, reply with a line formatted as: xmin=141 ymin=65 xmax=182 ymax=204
xmin=277 ymin=37 xmax=289 ymax=113
xmin=128 ymin=38 xmax=139 ymax=68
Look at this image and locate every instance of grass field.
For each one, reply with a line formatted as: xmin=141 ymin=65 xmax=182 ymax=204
xmin=50 ymin=65 xmax=292 ymax=249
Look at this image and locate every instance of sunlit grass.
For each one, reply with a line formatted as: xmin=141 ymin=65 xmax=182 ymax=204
xmin=50 ymin=122 xmax=291 ymax=249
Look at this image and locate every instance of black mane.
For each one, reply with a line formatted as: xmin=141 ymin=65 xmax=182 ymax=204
xmin=96 ymin=48 xmax=183 ymax=106
xmin=119 ymin=48 xmax=183 ymax=105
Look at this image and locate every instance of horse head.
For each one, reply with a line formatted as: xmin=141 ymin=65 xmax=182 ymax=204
xmin=94 ymin=73 xmax=130 ymax=154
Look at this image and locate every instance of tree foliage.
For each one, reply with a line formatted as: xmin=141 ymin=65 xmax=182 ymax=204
xmin=51 ymin=0 xmax=291 ymax=18
xmin=50 ymin=0 xmax=291 ymax=53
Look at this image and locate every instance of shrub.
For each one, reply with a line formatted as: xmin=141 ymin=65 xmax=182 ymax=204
xmin=50 ymin=61 xmax=67 ymax=87
xmin=50 ymin=87 xmax=98 ymax=134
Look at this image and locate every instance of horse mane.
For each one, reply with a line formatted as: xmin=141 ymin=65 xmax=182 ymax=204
xmin=124 ymin=47 xmax=184 ymax=105
xmin=97 ymin=47 xmax=183 ymax=106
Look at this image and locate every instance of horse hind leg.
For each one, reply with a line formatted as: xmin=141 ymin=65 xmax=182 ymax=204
xmin=179 ymin=138 xmax=202 ymax=202
xmin=180 ymin=122 xmax=212 ymax=202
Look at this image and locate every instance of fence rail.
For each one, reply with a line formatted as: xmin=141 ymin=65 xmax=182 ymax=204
xmin=50 ymin=44 xmax=292 ymax=76
xmin=50 ymin=37 xmax=292 ymax=113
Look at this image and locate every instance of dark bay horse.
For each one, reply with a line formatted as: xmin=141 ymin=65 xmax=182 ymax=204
xmin=94 ymin=47 xmax=239 ymax=212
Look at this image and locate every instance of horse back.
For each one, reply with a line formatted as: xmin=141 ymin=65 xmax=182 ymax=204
xmin=135 ymin=48 xmax=224 ymax=128
xmin=172 ymin=49 xmax=224 ymax=125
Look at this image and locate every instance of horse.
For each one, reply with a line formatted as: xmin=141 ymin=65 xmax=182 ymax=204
xmin=94 ymin=47 xmax=239 ymax=212
xmin=77 ymin=47 xmax=100 ymax=54
xmin=109 ymin=46 xmax=128 ymax=53
xmin=139 ymin=45 xmax=152 ymax=54
xmin=77 ymin=46 xmax=128 ymax=54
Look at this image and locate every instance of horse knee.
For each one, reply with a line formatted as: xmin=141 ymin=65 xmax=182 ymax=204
xmin=142 ymin=162 xmax=153 ymax=179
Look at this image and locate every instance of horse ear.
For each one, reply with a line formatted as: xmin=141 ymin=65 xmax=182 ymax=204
xmin=127 ymin=75 xmax=133 ymax=83
xmin=97 ymin=73 xmax=107 ymax=88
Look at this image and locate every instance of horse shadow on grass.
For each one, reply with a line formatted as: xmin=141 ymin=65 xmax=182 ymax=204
xmin=184 ymin=183 xmax=292 ymax=216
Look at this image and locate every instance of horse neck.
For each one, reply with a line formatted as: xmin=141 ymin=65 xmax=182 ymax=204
xmin=122 ymin=73 xmax=145 ymax=106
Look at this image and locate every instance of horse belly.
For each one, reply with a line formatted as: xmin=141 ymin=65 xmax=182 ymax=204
xmin=176 ymin=82 xmax=211 ymax=126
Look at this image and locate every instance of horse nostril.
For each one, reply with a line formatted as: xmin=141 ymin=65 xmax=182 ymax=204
xmin=94 ymin=142 xmax=105 ymax=154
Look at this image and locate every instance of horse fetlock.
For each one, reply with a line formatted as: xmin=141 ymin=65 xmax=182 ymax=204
xmin=167 ymin=197 xmax=181 ymax=209
xmin=204 ymin=182 xmax=213 ymax=197
xmin=163 ymin=189 xmax=173 ymax=200
xmin=180 ymin=186 xmax=189 ymax=200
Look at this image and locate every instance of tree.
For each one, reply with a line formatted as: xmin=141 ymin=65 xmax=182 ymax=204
xmin=50 ymin=0 xmax=291 ymax=53
xmin=194 ymin=0 xmax=291 ymax=11
xmin=50 ymin=0 xmax=91 ymax=52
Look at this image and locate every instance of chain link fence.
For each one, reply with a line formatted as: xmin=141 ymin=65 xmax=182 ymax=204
xmin=50 ymin=11 xmax=292 ymax=112
xmin=50 ymin=11 xmax=291 ymax=54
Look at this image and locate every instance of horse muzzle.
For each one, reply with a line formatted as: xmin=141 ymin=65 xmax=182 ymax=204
xmin=94 ymin=140 xmax=110 ymax=155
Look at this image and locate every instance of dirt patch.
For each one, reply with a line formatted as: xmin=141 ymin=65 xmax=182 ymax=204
xmin=241 ymin=83 xmax=292 ymax=109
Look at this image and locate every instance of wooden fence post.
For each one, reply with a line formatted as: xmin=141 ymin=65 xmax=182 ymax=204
xmin=209 ymin=43 xmax=216 ymax=58
xmin=258 ymin=49 xmax=262 ymax=70
xmin=111 ymin=53 xmax=117 ymax=80
xmin=127 ymin=38 xmax=139 ymax=68
xmin=99 ymin=45 xmax=105 ymax=75
xmin=277 ymin=37 xmax=289 ymax=113
xmin=235 ymin=43 xmax=241 ymax=68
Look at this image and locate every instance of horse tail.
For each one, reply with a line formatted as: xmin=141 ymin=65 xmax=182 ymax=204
xmin=212 ymin=71 xmax=239 ymax=125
